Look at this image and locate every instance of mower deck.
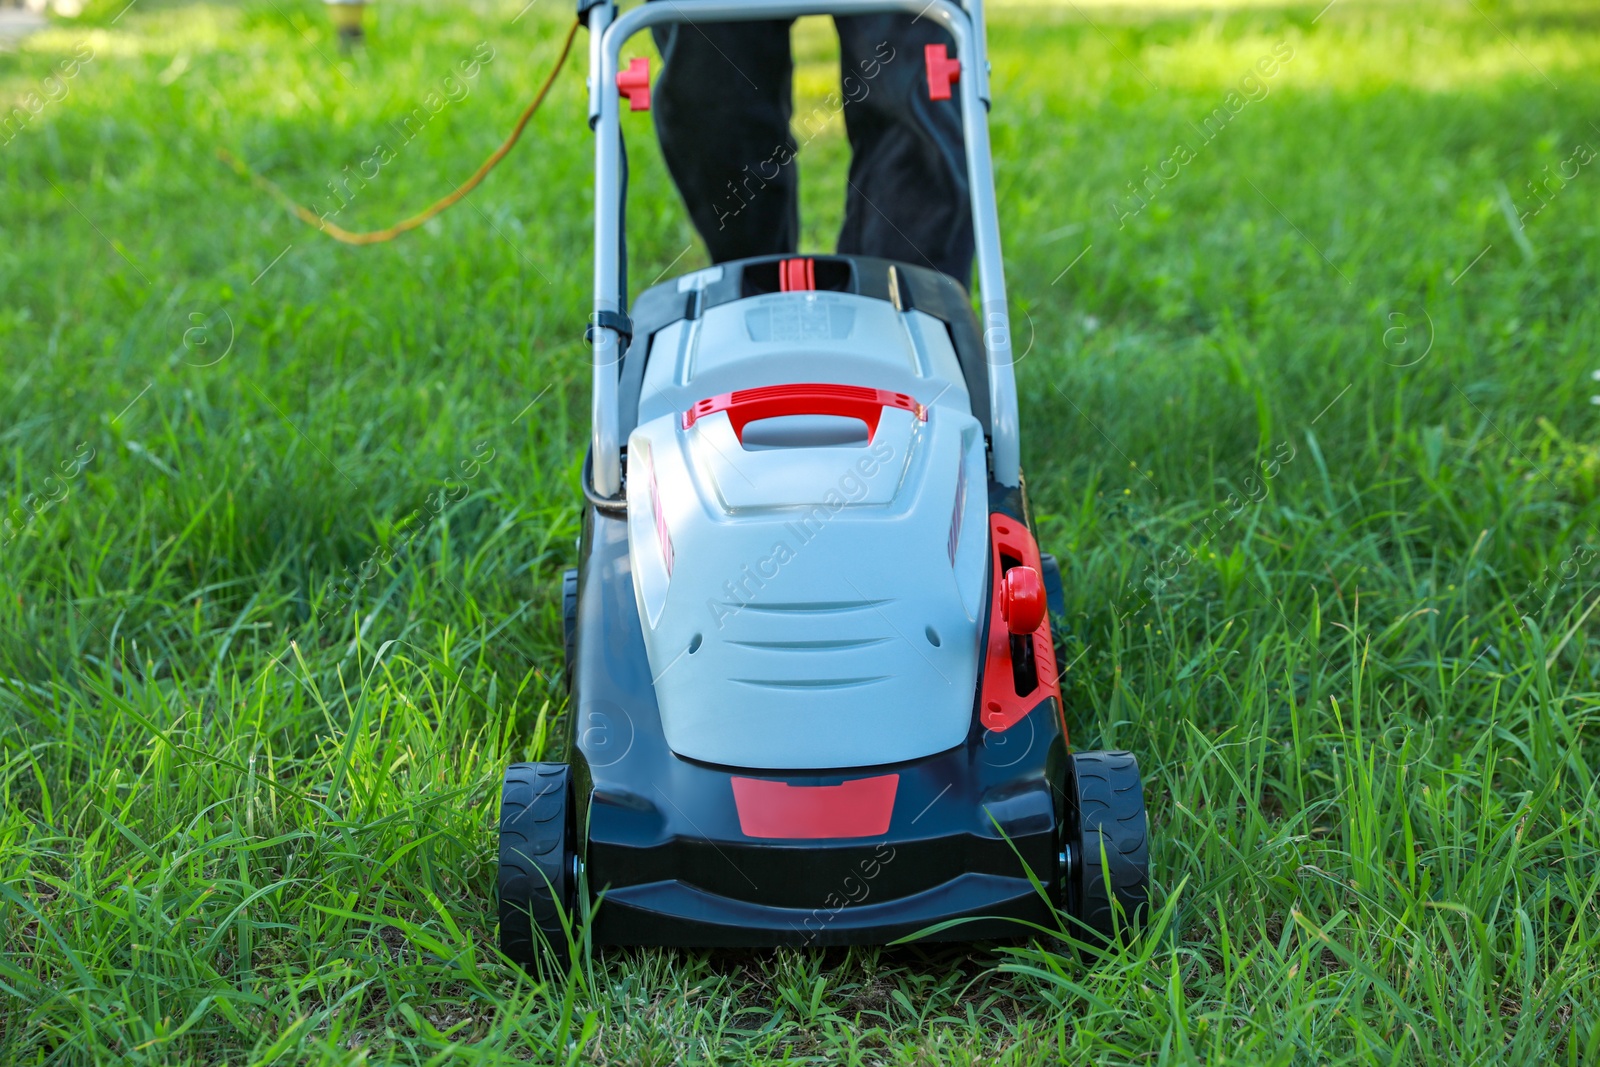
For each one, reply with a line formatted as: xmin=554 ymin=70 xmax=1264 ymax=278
xmin=571 ymin=503 xmax=1064 ymax=947
xmin=497 ymin=249 xmax=1149 ymax=964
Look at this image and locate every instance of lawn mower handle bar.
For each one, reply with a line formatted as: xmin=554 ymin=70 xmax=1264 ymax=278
xmin=583 ymin=0 xmax=1020 ymax=497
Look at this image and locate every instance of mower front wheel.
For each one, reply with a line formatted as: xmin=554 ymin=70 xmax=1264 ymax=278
xmin=498 ymin=762 xmax=579 ymax=972
xmin=1060 ymin=749 xmax=1150 ymax=943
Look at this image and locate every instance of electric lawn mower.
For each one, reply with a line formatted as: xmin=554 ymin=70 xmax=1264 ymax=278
xmin=497 ymin=0 xmax=1151 ymax=967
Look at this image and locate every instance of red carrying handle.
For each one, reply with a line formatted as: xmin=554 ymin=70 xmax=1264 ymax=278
xmin=682 ymin=383 xmax=926 ymax=442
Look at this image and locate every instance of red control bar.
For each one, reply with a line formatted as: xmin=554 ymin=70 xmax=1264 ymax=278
xmin=682 ymin=382 xmax=926 ymax=442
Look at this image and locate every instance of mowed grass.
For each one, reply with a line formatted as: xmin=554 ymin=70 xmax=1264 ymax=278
xmin=2 ymin=0 xmax=1600 ymax=1061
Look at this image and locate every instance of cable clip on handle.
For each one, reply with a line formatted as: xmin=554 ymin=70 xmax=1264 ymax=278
xmin=586 ymin=309 xmax=635 ymax=348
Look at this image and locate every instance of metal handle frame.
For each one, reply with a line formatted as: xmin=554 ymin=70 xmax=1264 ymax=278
xmin=585 ymin=0 xmax=1018 ymax=496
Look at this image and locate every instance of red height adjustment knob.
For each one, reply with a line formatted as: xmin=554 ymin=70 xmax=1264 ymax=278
xmin=925 ymin=43 xmax=961 ymax=101
xmin=617 ymin=56 xmax=651 ymax=112
xmin=1000 ymin=566 xmax=1046 ymax=636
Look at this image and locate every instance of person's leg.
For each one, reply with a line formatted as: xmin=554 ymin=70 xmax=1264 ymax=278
xmin=652 ymin=18 xmax=799 ymax=262
xmin=833 ymin=15 xmax=973 ymax=287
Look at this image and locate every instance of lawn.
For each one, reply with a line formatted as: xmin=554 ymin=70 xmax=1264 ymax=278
xmin=2 ymin=0 xmax=1599 ymax=1062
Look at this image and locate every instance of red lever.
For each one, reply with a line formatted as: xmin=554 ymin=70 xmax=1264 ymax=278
xmin=682 ymin=382 xmax=926 ymax=441
xmin=980 ymin=515 xmax=1062 ymax=734
xmin=1000 ymin=566 xmax=1046 ymax=636
xmin=925 ymin=44 xmax=960 ymax=101
xmin=617 ymin=57 xmax=651 ymax=111
xmin=779 ymin=257 xmax=816 ymax=292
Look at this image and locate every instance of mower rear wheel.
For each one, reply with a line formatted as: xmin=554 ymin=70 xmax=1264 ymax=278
xmin=1061 ymin=750 xmax=1149 ymax=943
xmin=498 ymin=762 xmax=577 ymax=972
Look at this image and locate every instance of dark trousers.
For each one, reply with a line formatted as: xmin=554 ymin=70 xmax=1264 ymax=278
xmin=650 ymin=14 xmax=974 ymax=286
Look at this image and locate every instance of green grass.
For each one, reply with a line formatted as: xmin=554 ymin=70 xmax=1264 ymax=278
xmin=3 ymin=0 xmax=1600 ymax=1061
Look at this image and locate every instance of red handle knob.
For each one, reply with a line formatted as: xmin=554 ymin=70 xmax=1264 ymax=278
xmin=617 ymin=57 xmax=651 ymax=112
xmin=925 ymin=43 xmax=961 ymax=101
xmin=1001 ymin=566 xmax=1046 ymax=635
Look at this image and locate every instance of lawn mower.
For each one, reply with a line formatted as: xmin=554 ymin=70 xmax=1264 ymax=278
xmin=497 ymin=0 xmax=1150 ymax=966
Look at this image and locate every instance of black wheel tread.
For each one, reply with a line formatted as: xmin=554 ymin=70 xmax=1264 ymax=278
xmin=498 ymin=761 xmax=574 ymax=971
xmin=1066 ymin=749 xmax=1150 ymax=942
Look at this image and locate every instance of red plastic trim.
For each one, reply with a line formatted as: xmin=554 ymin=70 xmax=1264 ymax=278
xmin=617 ymin=56 xmax=651 ymax=111
xmin=925 ymin=44 xmax=961 ymax=102
xmin=731 ymin=774 xmax=898 ymax=838
xmin=681 ymin=382 xmax=926 ymax=442
xmin=779 ymin=257 xmax=816 ymax=292
xmin=979 ymin=513 xmax=1063 ymax=734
